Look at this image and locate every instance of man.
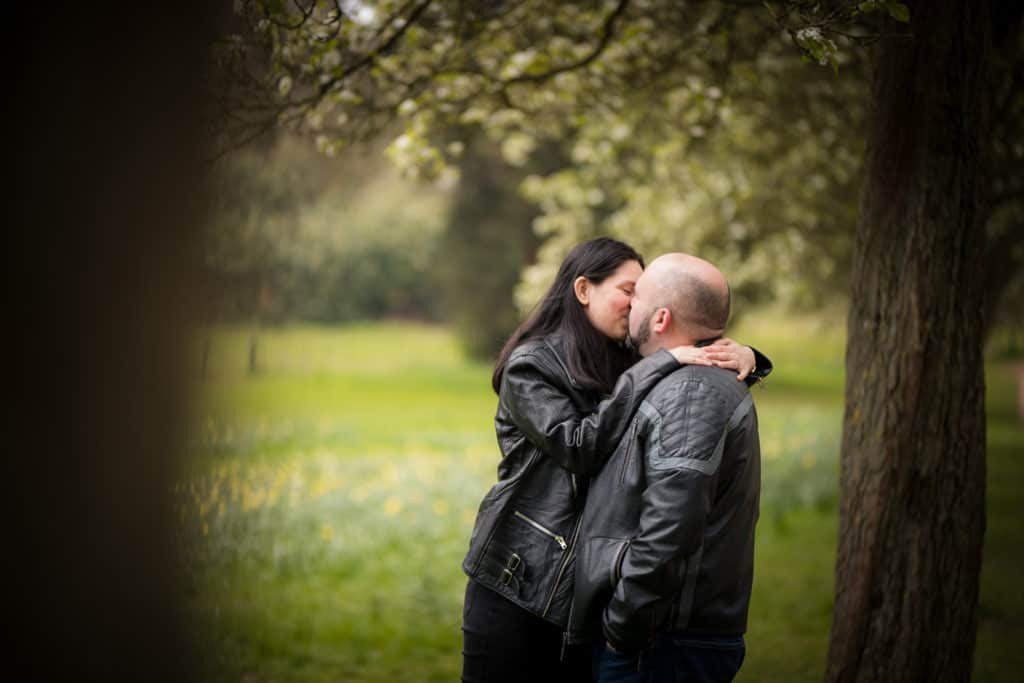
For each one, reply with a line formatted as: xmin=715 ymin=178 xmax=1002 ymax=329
xmin=568 ymin=253 xmax=762 ymax=683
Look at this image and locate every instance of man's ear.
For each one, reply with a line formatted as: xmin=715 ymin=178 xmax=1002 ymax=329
xmin=573 ymin=276 xmax=589 ymax=306
xmin=652 ymin=308 xmax=671 ymax=333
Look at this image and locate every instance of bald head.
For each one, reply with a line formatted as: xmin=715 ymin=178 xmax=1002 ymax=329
xmin=640 ymin=253 xmax=730 ymax=338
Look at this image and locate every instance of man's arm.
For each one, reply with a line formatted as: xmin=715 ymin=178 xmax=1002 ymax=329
xmin=601 ymin=377 xmax=729 ymax=652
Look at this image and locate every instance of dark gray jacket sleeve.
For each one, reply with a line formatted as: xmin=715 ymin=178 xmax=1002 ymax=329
xmin=502 ymin=349 xmax=680 ymax=477
xmin=602 ymin=378 xmax=728 ymax=651
xmin=749 ymin=347 xmax=772 ymax=384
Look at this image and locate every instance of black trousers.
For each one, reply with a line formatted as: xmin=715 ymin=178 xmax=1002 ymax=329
xmin=461 ymin=578 xmax=592 ymax=682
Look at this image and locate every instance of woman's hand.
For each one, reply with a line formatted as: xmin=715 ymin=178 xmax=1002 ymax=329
xmin=667 ymin=345 xmax=714 ymax=367
xmin=703 ymin=338 xmax=756 ymax=381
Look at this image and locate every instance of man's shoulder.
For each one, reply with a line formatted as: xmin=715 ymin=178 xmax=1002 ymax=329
xmin=648 ymin=363 xmax=748 ymax=409
xmin=636 ymin=365 xmax=751 ymax=472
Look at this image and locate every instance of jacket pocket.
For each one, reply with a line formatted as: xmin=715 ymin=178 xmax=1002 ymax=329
xmin=513 ymin=510 xmax=568 ymax=550
xmin=610 ymin=538 xmax=630 ymax=589
xmin=572 ymin=536 xmax=631 ymax=637
xmin=465 ymin=450 xmax=541 ymax=574
xmin=479 ymin=542 xmax=526 ymax=599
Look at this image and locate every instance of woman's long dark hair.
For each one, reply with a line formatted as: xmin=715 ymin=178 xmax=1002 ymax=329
xmin=492 ymin=237 xmax=644 ymax=395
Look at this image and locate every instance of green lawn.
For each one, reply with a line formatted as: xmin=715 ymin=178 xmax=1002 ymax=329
xmin=180 ymin=320 xmax=1023 ymax=682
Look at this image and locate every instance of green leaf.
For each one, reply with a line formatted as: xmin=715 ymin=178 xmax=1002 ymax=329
xmin=887 ymin=2 xmax=910 ymax=22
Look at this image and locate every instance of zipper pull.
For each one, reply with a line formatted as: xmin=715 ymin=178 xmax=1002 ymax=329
xmin=555 ymin=535 xmax=567 ymax=550
xmin=560 ymin=631 xmax=568 ymax=662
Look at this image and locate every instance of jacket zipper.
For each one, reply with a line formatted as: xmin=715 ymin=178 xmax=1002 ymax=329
xmin=618 ymin=420 xmax=639 ymax=484
xmin=542 ymin=512 xmax=583 ymax=617
xmin=561 ymin=596 xmax=577 ymax=660
xmin=514 ymin=510 xmax=568 ymax=549
xmin=667 ymin=592 xmax=681 ymax=632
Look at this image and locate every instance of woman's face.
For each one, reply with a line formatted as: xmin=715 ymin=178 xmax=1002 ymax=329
xmin=577 ymin=259 xmax=643 ymax=341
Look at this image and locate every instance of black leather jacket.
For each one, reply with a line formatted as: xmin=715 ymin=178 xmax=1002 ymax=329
xmin=462 ymin=332 xmax=772 ymax=628
xmin=461 ymin=334 xmax=682 ymax=626
xmin=569 ymin=363 xmax=762 ymax=651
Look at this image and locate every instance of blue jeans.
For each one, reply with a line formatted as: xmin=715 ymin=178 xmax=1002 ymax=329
xmin=592 ymin=634 xmax=745 ymax=683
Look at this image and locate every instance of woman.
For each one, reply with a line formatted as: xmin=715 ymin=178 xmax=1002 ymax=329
xmin=461 ymin=238 xmax=769 ymax=682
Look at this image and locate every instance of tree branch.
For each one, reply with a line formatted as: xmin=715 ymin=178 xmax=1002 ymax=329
xmin=325 ymin=0 xmax=430 ymax=92
xmin=259 ymin=0 xmax=317 ymax=31
xmin=502 ymin=0 xmax=630 ymax=85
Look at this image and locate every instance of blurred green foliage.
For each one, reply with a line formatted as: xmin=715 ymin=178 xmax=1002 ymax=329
xmin=204 ymin=135 xmax=547 ymax=361
xmin=203 ymin=137 xmax=448 ymax=325
xmin=179 ymin=320 xmax=1024 ymax=681
xmin=211 ymin=2 xmax=1023 ymax=354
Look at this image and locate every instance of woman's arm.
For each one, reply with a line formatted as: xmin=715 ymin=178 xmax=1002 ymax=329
xmin=502 ymin=348 xmax=682 ymax=477
xmin=703 ymin=338 xmax=772 ymax=385
xmin=501 ymin=340 xmax=761 ymax=477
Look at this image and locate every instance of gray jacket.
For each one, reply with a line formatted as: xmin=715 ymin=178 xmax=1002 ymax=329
xmin=569 ymin=363 xmax=762 ymax=651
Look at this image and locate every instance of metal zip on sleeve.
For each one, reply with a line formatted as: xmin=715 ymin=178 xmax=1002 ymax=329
xmin=514 ymin=510 xmax=567 ymax=549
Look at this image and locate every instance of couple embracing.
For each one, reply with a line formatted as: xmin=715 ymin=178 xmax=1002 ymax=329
xmin=461 ymin=238 xmax=767 ymax=683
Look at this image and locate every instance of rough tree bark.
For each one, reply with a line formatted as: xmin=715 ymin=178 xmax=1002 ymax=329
xmin=825 ymin=1 xmax=991 ymax=681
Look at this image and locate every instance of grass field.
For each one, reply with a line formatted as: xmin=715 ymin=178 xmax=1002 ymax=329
xmin=179 ymin=320 xmax=1023 ymax=682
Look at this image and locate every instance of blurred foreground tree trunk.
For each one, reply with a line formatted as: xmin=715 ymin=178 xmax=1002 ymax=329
xmin=11 ymin=2 xmax=217 ymax=680
xmin=827 ymin=1 xmax=991 ymax=681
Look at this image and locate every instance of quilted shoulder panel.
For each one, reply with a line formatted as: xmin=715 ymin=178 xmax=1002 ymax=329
xmin=644 ymin=371 xmax=730 ymax=473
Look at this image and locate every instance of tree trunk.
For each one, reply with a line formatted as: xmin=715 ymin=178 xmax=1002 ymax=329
xmin=825 ymin=1 xmax=991 ymax=681
xmin=440 ymin=138 xmax=546 ymax=359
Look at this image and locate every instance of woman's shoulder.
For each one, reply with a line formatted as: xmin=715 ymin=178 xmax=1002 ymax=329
xmin=508 ymin=337 xmax=550 ymax=365
xmin=504 ymin=334 xmax=584 ymax=394
xmin=508 ymin=333 xmax=566 ymax=364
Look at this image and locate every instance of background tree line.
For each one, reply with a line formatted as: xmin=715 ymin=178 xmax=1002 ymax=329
xmin=203 ymin=132 xmax=545 ymax=359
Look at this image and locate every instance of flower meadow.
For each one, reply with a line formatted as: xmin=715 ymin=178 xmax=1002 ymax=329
xmin=177 ymin=322 xmax=1022 ymax=682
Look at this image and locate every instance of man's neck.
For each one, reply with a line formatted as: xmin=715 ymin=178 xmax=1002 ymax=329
xmin=644 ymin=328 xmax=724 ymax=355
xmin=694 ymin=335 xmax=723 ymax=348
xmin=644 ymin=332 xmax=697 ymax=356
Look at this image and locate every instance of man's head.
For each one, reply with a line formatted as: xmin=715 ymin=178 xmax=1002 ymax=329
xmin=627 ymin=253 xmax=730 ymax=356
